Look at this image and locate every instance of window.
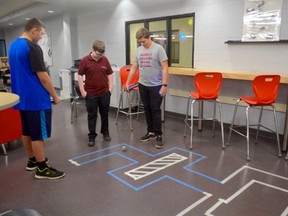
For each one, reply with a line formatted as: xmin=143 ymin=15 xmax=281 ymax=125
xmin=125 ymin=13 xmax=195 ymax=68
xmin=128 ymin=23 xmax=144 ymax=64
xmin=171 ymin=17 xmax=194 ymax=67
xmin=149 ymin=20 xmax=167 ymax=52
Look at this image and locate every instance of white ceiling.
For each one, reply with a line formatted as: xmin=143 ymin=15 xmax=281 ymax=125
xmin=0 ymin=0 xmax=117 ymax=30
xmin=0 ymin=0 xmax=177 ymax=30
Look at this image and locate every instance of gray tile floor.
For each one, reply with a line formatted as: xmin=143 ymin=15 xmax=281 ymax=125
xmin=0 ymin=100 xmax=288 ymax=216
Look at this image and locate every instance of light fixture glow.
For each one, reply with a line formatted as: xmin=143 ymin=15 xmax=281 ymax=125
xmin=179 ymin=32 xmax=186 ymax=41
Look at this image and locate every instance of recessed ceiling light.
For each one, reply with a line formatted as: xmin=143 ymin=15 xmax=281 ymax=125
xmin=25 ymin=18 xmax=31 ymax=20
xmin=8 ymin=23 xmax=14 ymax=26
xmin=48 ymin=10 xmax=54 ymax=13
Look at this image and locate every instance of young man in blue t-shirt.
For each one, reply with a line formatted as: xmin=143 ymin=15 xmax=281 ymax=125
xmin=9 ymin=18 xmax=65 ymax=180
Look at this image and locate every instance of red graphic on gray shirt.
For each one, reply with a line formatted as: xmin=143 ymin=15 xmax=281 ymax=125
xmin=139 ymin=52 xmax=152 ymax=68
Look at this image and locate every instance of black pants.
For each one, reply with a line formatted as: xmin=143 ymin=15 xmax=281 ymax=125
xmin=86 ymin=91 xmax=111 ymax=140
xmin=139 ymin=83 xmax=163 ymax=136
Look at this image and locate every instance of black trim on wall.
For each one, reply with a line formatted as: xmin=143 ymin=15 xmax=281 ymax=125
xmin=0 ymin=39 xmax=7 ymax=57
xmin=125 ymin=24 xmax=130 ymax=65
xmin=225 ymin=40 xmax=288 ymax=44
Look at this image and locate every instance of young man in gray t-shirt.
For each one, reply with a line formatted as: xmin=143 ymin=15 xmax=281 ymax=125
xmin=125 ymin=27 xmax=168 ymax=149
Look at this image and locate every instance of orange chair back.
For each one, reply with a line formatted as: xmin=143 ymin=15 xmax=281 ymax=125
xmin=0 ymin=107 xmax=22 ymax=144
xmin=193 ymin=72 xmax=222 ymax=99
xmin=252 ymin=75 xmax=280 ymax=104
xmin=119 ymin=65 xmax=139 ymax=90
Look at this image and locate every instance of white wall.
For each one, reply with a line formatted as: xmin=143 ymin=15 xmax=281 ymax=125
xmin=4 ymin=0 xmax=288 ymax=133
xmin=72 ymin=0 xmax=288 ymax=74
xmin=4 ymin=14 xmax=74 ymax=87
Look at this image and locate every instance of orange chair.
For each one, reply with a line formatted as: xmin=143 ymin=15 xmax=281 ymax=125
xmin=115 ymin=65 xmax=144 ymax=130
xmin=184 ymin=72 xmax=225 ymax=149
xmin=0 ymin=107 xmax=22 ymax=155
xmin=226 ymin=75 xmax=282 ymax=160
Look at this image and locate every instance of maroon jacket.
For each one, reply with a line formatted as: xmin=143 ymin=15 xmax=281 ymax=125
xmin=78 ymin=53 xmax=113 ymax=95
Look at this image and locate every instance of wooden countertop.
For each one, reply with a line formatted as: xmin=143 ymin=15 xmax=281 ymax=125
xmin=0 ymin=92 xmax=20 ymax=111
xmin=169 ymin=67 xmax=288 ymax=84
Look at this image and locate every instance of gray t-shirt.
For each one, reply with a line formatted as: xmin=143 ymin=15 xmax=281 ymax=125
xmin=135 ymin=42 xmax=168 ymax=86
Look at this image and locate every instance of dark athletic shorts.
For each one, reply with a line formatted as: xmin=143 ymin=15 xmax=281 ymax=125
xmin=20 ymin=110 xmax=52 ymax=141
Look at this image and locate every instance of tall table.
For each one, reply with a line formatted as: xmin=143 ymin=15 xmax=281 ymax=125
xmin=0 ymin=92 xmax=20 ymax=155
xmin=0 ymin=92 xmax=20 ymax=111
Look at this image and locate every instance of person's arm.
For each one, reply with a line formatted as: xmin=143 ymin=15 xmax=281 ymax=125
xmin=159 ymin=60 xmax=169 ymax=97
xmin=78 ymin=74 xmax=86 ymax=97
xmin=37 ymin=72 xmax=61 ymax=104
xmin=108 ymin=74 xmax=113 ymax=92
xmin=124 ymin=61 xmax=139 ymax=92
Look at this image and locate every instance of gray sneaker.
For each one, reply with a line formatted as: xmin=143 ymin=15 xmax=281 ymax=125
xmin=140 ymin=132 xmax=156 ymax=142
xmin=155 ymin=135 xmax=164 ymax=149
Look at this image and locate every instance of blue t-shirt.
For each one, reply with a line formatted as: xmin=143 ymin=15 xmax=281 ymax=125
xmin=9 ymin=38 xmax=51 ymax=111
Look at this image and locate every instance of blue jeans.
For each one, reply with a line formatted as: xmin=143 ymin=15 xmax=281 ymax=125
xmin=86 ymin=91 xmax=111 ymax=140
xmin=139 ymin=83 xmax=163 ymax=136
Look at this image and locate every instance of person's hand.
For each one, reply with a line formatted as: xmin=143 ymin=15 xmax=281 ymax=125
xmin=160 ymin=86 xmax=167 ymax=97
xmin=52 ymin=96 xmax=61 ymax=105
xmin=124 ymin=83 xmax=129 ymax=92
xmin=81 ymin=90 xmax=87 ymax=98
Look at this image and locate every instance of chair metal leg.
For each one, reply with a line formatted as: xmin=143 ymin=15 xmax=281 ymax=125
xmin=255 ymin=107 xmax=263 ymax=143
xmin=212 ymin=100 xmax=216 ymax=136
xmin=75 ymin=103 xmax=78 ymax=118
xmin=272 ymin=105 xmax=282 ymax=157
xmin=115 ymin=91 xmax=124 ymax=125
xmin=189 ymin=100 xmax=196 ymax=149
xmin=116 ymin=90 xmax=144 ymax=131
xmin=71 ymin=101 xmax=76 ymax=124
xmin=227 ymin=99 xmax=240 ymax=146
xmin=246 ymin=106 xmax=250 ymax=161
xmin=283 ymin=117 xmax=288 ymax=151
xmin=70 ymin=102 xmax=74 ymax=124
xmin=127 ymin=92 xmax=133 ymax=131
xmin=1 ymin=144 xmax=7 ymax=155
xmin=198 ymin=101 xmax=203 ymax=131
xmin=217 ymin=100 xmax=225 ymax=149
xmin=184 ymin=97 xmax=191 ymax=136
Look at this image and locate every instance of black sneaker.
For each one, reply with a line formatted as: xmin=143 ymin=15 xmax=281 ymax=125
xmin=103 ymin=133 xmax=111 ymax=141
xmin=155 ymin=135 xmax=164 ymax=149
xmin=88 ymin=138 xmax=95 ymax=147
xmin=35 ymin=166 xmax=65 ymax=180
xmin=26 ymin=158 xmax=49 ymax=171
xmin=140 ymin=132 xmax=156 ymax=142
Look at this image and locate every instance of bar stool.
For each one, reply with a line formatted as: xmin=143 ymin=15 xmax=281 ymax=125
xmin=226 ymin=75 xmax=282 ymax=160
xmin=184 ymin=72 xmax=225 ymax=149
xmin=71 ymin=81 xmax=86 ymax=124
xmin=115 ymin=65 xmax=144 ymax=131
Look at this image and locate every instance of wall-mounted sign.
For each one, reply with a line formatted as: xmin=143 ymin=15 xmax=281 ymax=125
xmin=38 ymin=33 xmax=53 ymax=66
xmin=242 ymin=0 xmax=283 ymax=41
